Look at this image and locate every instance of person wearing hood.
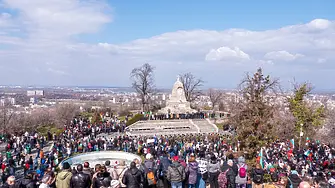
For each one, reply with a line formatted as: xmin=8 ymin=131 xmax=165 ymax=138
xmin=166 ymin=156 xmax=186 ymax=188
xmin=56 ymin=162 xmax=72 ymax=188
xmin=207 ymin=155 xmax=220 ymax=188
xmin=235 ymin=156 xmax=248 ymax=188
xmin=122 ymin=162 xmax=144 ymax=188
xmin=186 ymin=155 xmax=198 ymax=188
xmin=92 ymin=165 xmax=112 ymax=188
xmin=20 ymin=172 xmax=37 ymax=188
xmin=286 ymin=165 xmax=302 ymax=188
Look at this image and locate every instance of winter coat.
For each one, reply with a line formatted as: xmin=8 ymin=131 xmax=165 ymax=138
xmin=207 ymin=160 xmax=220 ymax=174
xmin=122 ymin=167 xmax=144 ymax=188
xmin=186 ymin=162 xmax=198 ymax=185
xmin=166 ymin=162 xmax=185 ymax=183
xmin=286 ymin=173 xmax=302 ymax=188
xmin=56 ymin=170 xmax=72 ymax=188
xmin=221 ymin=165 xmax=236 ymax=188
xmin=20 ymin=178 xmax=38 ymax=188
xmin=222 ymin=161 xmax=238 ymax=177
xmin=235 ymin=157 xmax=248 ymax=184
xmin=70 ymin=172 xmax=91 ymax=188
xmin=92 ymin=172 xmax=112 ymax=188
xmin=251 ymin=168 xmax=264 ymax=185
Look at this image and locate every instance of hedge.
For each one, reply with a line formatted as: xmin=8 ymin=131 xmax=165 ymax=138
xmin=126 ymin=114 xmax=144 ymax=126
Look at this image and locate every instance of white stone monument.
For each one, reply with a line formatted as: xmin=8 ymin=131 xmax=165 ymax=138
xmin=158 ymin=76 xmax=196 ymax=114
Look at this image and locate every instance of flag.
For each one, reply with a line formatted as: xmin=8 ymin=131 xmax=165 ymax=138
xmin=289 ymin=139 xmax=295 ymax=149
xmin=304 ymin=150 xmax=311 ymax=156
xmin=259 ymin=148 xmax=264 ymax=169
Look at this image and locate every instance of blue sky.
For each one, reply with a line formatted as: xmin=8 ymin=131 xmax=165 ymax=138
xmin=0 ymin=0 xmax=335 ymax=90
xmin=83 ymin=0 xmax=335 ymax=43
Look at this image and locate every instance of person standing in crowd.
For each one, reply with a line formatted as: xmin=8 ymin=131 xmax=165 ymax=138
xmin=166 ymin=156 xmax=185 ymax=188
xmin=56 ymin=162 xmax=72 ymax=188
xmin=235 ymin=156 xmax=247 ymax=188
xmin=122 ymin=161 xmax=144 ymax=188
xmin=92 ymin=165 xmax=111 ymax=188
xmin=2 ymin=176 xmax=17 ymax=188
xmin=117 ymin=160 xmax=128 ymax=188
xmin=70 ymin=164 xmax=91 ymax=188
xmin=19 ymin=172 xmax=38 ymax=188
xmin=104 ymin=160 xmax=118 ymax=180
xmin=142 ymin=154 xmax=157 ymax=188
xmin=185 ymin=154 xmax=198 ymax=188
xmin=220 ymin=159 xmax=236 ymax=188
xmin=208 ymin=155 xmax=220 ymax=188
xmin=287 ymin=165 xmax=302 ymax=188
xmin=252 ymin=164 xmax=264 ymax=188
xmin=82 ymin=162 xmax=93 ymax=179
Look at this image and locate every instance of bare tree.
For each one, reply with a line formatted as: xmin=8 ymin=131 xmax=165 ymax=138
xmin=179 ymin=72 xmax=204 ymax=102
xmin=208 ymin=88 xmax=223 ymax=110
xmin=53 ymin=104 xmax=80 ymax=128
xmin=130 ymin=63 xmax=155 ymax=112
xmin=0 ymin=103 xmax=15 ymax=135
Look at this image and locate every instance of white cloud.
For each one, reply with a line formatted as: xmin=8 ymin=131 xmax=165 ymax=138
xmin=264 ymin=51 xmax=304 ymax=61
xmin=307 ymin=19 xmax=332 ymax=30
xmin=205 ymin=46 xmax=250 ymax=61
xmin=0 ymin=0 xmax=334 ymax=89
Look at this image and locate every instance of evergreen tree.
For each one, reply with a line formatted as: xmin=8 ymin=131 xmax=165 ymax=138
xmin=288 ymin=83 xmax=325 ymax=141
xmin=230 ymin=68 xmax=280 ymax=156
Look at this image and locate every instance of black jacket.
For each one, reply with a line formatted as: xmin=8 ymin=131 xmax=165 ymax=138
xmin=251 ymin=168 xmax=264 ymax=184
xmin=19 ymin=178 xmax=37 ymax=188
xmin=92 ymin=172 xmax=112 ymax=188
xmin=221 ymin=161 xmax=238 ymax=177
xmin=122 ymin=167 xmax=144 ymax=188
xmin=221 ymin=165 xmax=236 ymax=188
xmin=286 ymin=174 xmax=302 ymax=188
xmin=70 ymin=172 xmax=91 ymax=188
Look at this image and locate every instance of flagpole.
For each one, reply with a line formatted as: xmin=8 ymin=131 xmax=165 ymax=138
xmin=299 ymin=123 xmax=303 ymax=150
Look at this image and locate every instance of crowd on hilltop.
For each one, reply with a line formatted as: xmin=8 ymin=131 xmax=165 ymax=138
xmin=0 ymin=115 xmax=334 ymax=188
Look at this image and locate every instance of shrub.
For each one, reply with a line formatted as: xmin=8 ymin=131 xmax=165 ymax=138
xmin=126 ymin=114 xmax=144 ymax=126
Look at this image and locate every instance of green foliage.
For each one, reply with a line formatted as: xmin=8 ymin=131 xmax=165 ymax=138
xmin=288 ymin=83 xmax=325 ymax=137
xmin=232 ymin=68 xmax=279 ymax=157
xmin=91 ymin=112 xmax=102 ymax=123
xmin=126 ymin=114 xmax=144 ymax=126
xmin=37 ymin=125 xmax=63 ymax=136
xmin=80 ymin=111 xmax=93 ymax=119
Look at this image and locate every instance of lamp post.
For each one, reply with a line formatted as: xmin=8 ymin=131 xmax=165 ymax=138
xmin=299 ymin=123 xmax=303 ymax=150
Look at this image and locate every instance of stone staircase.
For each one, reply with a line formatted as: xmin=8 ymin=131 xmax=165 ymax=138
xmin=192 ymin=119 xmax=218 ymax=133
xmin=127 ymin=120 xmax=199 ymax=135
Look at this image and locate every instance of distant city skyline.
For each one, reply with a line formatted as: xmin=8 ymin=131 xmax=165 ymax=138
xmin=0 ymin=1 xmax=334 ymax=89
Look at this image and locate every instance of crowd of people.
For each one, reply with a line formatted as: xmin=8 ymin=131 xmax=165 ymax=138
xmin=0 ymin=116 xmax=334 ymax=188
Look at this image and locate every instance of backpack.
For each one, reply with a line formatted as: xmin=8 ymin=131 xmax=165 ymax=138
xmin=271 ymin=172 xmax=278 ymax=182
xmin=218 ymin=169 xmax=230 ymax=188
xmin=238 ymin=164 xmax=246 ymax=178
xmin=253 ymin=170 xmax=263 ymax=184
xmin=146 ymin=170 xmax=157 ymax=185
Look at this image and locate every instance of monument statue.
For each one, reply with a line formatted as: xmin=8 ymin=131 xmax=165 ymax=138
xmin=158 ymin=76 xmax=196 ymax=114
